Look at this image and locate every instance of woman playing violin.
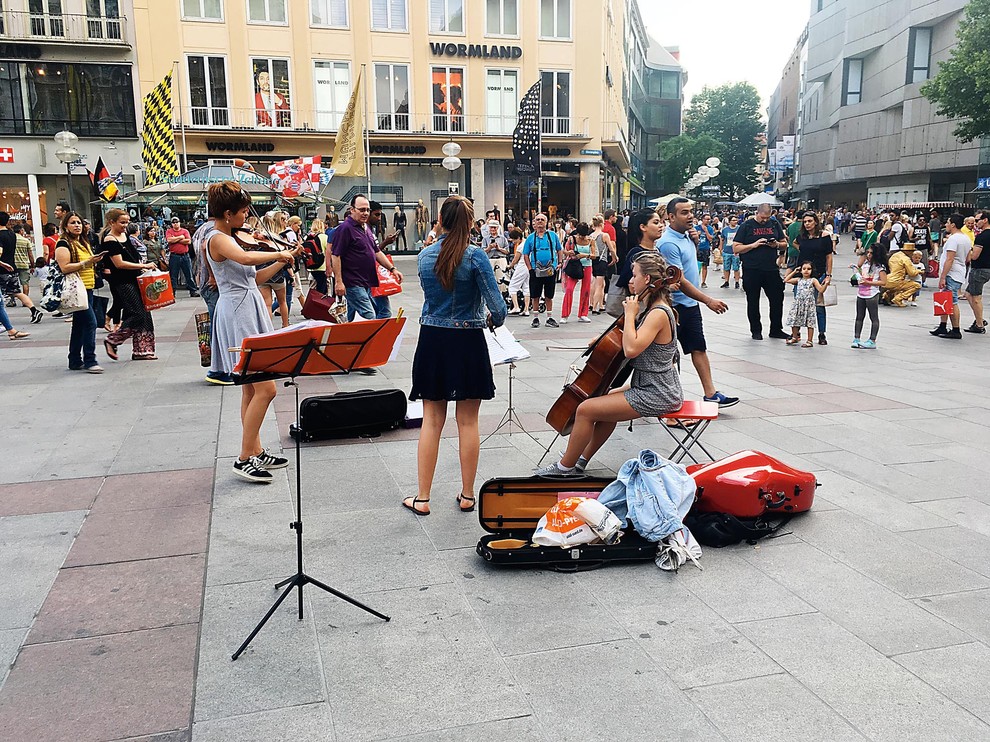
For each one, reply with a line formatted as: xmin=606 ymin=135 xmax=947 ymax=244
xmin=204 ymin=181 xmax=296 ymax=484
xmin=535 ymin=251 xmax=683 ymax=477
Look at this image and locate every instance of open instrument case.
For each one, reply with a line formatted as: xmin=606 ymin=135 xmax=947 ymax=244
xmin=475 ymin=476 xmax=658 ymax=572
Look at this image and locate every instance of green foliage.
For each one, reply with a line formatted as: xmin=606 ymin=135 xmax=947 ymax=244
xmin=920 ymin=0 xmax=990 ymax=143
xmin=682 ymin=82 xmax=764 ymax=199
xmin=658 ymin=134 xmax=724 ymax=194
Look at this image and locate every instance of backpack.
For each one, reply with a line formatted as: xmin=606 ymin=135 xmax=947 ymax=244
xmin=684 ymin=512 xmax=792 ymax=548
xmin=302 ymin=233 xmax=326 ymax=270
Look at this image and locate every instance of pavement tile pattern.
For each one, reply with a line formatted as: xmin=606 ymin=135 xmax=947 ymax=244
xmin=1 ymin=256 xmax=990 ymax=741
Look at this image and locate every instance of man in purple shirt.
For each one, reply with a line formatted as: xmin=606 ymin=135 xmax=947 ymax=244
xmin=331 ymin=194 xmax=403 ymax=322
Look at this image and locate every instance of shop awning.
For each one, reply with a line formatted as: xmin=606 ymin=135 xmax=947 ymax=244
xmin=876 ymin=201 xmax=967 ymax=210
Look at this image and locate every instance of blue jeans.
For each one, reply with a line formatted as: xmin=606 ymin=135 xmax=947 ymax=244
xmin=0 ymin=299 xmax=12 ymax=331
xmin=169 ymin=253 xmax=196 ymax=294
xmin=69 ymin=289 xmax=98 ymax=369
xmin=373 ymin=294 xmax=391 ymax=319
xmin=345 ymin=286 xmax=376 ymax=321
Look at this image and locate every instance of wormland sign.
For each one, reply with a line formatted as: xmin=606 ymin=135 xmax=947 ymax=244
xmin=429 ymin=42 xmax=522 ymax=59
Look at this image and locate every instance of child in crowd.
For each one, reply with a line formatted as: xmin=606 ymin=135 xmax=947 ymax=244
xmin=909 ymin=250 xmax=925 ymax=306
xmin=851 ymin=246 xmax=888 ymax=349
xmin=32 ymin=257 xmax=50 ymax=284
xmin=784 ymin=261 xmax=825 ymax=347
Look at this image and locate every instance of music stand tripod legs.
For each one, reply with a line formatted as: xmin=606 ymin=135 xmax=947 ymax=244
xmin=232 ymin=375 xmax=390 ymax=661
xmin=481 ymin=362 xmax=544 ymax=448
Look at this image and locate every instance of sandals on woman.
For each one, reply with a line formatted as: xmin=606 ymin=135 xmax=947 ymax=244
xmin=7 ymin=330 xmax=29 ymax=340
xmin=801 ymin=341 xmax=814 ymax=348
xmin=104 ymin=339 xmax=118 ymax=360
xmin=457 ymin=493 xmax=476 ymax=512
xmin=131 ymin=354 xmax=158 ymax=361
xmin=402 ymin=496 xmax=431 ymax=516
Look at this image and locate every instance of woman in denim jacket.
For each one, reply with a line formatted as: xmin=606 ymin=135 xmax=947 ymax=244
xmin=403 ymin=196 xmax=508 ymax=517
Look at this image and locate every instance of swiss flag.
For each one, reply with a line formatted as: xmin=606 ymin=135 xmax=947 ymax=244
xmin=0 ymin=148 xmax=13 ymax=164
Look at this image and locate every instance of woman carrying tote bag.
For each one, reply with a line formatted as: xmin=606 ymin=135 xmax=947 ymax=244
xmin=54 ymin=212 xmax=105 ymax=372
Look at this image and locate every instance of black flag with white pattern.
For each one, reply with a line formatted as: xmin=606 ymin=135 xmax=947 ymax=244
xmin=512 ymin=80 xmax=542 ymax=177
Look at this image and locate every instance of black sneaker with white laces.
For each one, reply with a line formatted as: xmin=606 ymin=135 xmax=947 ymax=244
xmin=255 ymin=449 xmax=289 ymax=469
xmin=233 ymin=456 xmax=274 ymax=483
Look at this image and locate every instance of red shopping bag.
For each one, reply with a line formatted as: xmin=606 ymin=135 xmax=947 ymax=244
xmin=933 ymin=290 xmax=954 ymax=316
xmin=371 ymin=264 xmax=402 ymax=298
xmin=137 ymin=271 xmax=175 ymax=311
xmin=926 ymin=258 xmax=939 ymax=279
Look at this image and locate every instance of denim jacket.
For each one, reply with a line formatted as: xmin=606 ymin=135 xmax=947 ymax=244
xmin=418 ymin=239 xmax=508 ymax=329
xmin=597 ymin=449 xmax=697 ymax=542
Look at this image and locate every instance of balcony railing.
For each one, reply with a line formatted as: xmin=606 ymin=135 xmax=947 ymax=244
xmin=179 ymin=108 xmax=590 ymax=138
xmin=0 ymin=10 xmax=128 ymax=46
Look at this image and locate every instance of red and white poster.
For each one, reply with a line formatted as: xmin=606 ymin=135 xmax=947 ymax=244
xmin=267 ymin=156 xmax=321 ymax=198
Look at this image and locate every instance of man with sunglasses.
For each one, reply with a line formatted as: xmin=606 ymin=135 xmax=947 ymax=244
xmin=331 ymin=194 xmax=403 ymax=326
xmin=965 ymin=211 xmax=990 ymax=334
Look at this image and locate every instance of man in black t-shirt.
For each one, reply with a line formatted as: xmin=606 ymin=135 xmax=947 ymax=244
xmin=0 ymin=211 xmax=43 ymax=323
xmin=732 ymin=204 xmax=788 ymax=339
xmin=964 ymin=211 xmax=990 ymax=333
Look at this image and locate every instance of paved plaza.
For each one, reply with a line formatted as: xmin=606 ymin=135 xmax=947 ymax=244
xmin=1 ymin=257 xmax=990 ymax=741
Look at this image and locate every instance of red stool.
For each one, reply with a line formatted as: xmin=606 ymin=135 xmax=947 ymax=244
xmin=659 ymin=400 xmax=719 ymax=464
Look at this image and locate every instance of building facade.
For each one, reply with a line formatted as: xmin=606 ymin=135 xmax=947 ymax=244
xmin=793 ymin=0 xmax=979 ymax=208
xmin=0 ymin=0 xmax=142 ymax=245
xmin=132 ymin=0 xmax=645 ymax=228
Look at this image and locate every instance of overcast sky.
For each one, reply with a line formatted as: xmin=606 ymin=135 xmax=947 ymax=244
xmin=641 ymin=1 xmax=811 ymax=114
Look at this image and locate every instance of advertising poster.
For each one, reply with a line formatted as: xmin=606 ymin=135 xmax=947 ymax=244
xmin=432 ymin=67 xmax=463 ymax=131
xmin=253 ymin=58 xmax=291 ymax=127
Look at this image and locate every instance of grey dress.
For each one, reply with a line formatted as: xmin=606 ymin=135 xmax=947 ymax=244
xmin=205 ymin=231 xmax=274 ymax=375
xmin=624 ymin=304 xmax=683 ymax=417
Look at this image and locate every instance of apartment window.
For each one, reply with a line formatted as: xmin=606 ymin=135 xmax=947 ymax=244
xmin=430 ymin=0 xmax=463 ymax=33
xmin=0 ymin=61 xmax=135 ymax=137
xmin=842 ymin=58 xmax=862 ymax=106
xmin=314 ymin=61 xmax=351 ymax=129
xmin=540 ymin=0 xmax=570 ymax=39
xmin=248 ymin=0 xmax=286 ymax=23
xmin=374 ymin=62 xmax=409 ymax=130
xmin=371 ymin=0 xmax=406 ymax=31
xmin=86 ymin=0 xmax=122 ymax=40
xmin=252 ymin=58 xmax=291 ymax=127
xmin=485 ymin=69 xmax=518 ymax=134
xmin=540 ymin=70 xmax=570 ymax=134
xmin=659 ymin=71 xmax=679 ymax=99
xmin=485 ymin=0 xmax=517 ymax=36
xmin=907 ymin=27 xmax=932 ymax=84
xmin=432 ymin=66 xmax=463 ymax=131
xmin=311 ymin=0 xmax=347 ymax=26
xmin=29 ymin=0 xmax=65 ymax=37
xmin=187 ymin=54 xmax=229 ymax=126
xmin=182 ymin=0 xmax=222 ymax=20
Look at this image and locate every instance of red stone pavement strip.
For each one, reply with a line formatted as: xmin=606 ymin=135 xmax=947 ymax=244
xmin=0 ymin=467 xmax=214 ymax=741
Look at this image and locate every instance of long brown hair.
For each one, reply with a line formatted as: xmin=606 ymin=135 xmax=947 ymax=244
xmin=434 ymin=195 xmax=474 ymax=291
xmin=633 ymin=252 xmax=673 ymax=308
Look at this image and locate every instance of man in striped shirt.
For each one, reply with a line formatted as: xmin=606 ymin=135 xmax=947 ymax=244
xmin=852 ymin=211 xmax=868 ymax=242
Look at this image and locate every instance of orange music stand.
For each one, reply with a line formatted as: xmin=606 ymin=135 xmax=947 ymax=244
xmin=230 ymin=318 xmax=405 ymax=661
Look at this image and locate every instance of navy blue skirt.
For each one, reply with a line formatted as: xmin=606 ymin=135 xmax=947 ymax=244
xmin=410 ymin=325 xmax=496 ymax=401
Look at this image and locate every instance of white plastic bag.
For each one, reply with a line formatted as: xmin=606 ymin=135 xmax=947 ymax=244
xmin=532 ymin=497 xmax=623 ymax=547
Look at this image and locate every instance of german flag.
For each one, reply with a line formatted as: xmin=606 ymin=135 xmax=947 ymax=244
xmin=92 ymin=157 xmax=119 ymax=202
xmin=141 ymin=72 xmax=179 ymax=184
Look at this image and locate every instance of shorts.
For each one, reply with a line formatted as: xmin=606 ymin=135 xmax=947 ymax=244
xmin=529 ymin=273 xmax=556 ymax=301
xmin=0 ymin=272 xmax=22 ymax=297
xmin=673 ymin=302 xmax=707 ymax=354
xmin=592 ymin=259 xmax=609 ymax=277
xmin=17 ymin=269 xmax=31 ymax=286
xmin=967 ymin=268 xmax=990 ymax=296
xmin=723 ymin=254 xmax=741 ymax=272
xmin=944 ymin=276 xmax=962 ymax=303
xmin=697 ymin=250 xmax=711 ymax=267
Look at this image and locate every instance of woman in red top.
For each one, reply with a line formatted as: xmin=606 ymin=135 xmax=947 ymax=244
xmin=42 ymin=223 xmax=59 ymax=262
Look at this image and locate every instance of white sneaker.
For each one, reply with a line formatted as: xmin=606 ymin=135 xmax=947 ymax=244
xmin=558 ymin=317 xmax=568 ymax=324
xmin=578 ymin=316 xmax=592 ymax=323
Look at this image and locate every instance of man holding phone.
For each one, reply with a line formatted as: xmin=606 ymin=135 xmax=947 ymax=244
xmin=733 ymin=204 xmax=788 ymax=340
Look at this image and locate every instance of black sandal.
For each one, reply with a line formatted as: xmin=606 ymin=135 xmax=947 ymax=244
xmin=402 ymin=496 xmax=430 ymax=516
xmin=456 ymin=493 xmax=476 ymax=512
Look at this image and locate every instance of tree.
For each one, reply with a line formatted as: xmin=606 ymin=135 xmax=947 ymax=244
xmin=920 ymin=0 xmax=990 ymax=143
xmin=683 ymin=82 xmax=764 ymax=199
xmin=658 ymin=134 xmax=724 ymax=194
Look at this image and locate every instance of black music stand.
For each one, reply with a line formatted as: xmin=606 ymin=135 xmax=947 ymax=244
xmin=230 ymin=334 xmax=391 ymax=661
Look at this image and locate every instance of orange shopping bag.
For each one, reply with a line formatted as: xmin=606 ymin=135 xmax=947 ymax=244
xmin=137 ymin=271 xmax=176 ymax=311
xmin=371 ymin=264 xmax=402 ymax=298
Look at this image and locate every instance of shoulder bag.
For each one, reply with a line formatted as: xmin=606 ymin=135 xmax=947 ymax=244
xmin=532 ymin=234 xmax=555 ymax=278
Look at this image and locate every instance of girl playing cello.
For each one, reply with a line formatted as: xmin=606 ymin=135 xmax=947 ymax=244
xmin=535 ymin=252 xmax=684 ymax=477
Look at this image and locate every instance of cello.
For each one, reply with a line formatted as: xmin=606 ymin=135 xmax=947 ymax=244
xmin=545 ymin=264 xmax=682 ymax=436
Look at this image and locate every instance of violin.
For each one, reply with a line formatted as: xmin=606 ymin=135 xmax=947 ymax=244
xmin=545 ymin=264 xmax=682 ymax=436
xmin=232 ymin=226 xmax=298 ymax=252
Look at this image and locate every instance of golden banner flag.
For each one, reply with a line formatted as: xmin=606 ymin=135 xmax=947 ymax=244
xmin=331 ymin=68 xmax=365 ymax=178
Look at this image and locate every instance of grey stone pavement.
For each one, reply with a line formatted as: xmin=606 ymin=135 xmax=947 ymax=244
xmin=1 ymin=249 xmax=990 ymax=742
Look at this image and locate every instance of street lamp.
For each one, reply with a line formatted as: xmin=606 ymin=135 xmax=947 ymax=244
xmin=441 ymin=140 xmax=462 ymax=172
xmin=54 ymin=129 xmax=80 ymax=213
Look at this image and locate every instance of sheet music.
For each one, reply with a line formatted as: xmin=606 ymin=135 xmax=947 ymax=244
xmin=485 ymin=325 xmax=530 ymax=366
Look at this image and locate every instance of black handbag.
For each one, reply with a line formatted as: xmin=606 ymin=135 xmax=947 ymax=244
xmin=564 ymin=257 xmax=584 ymax=279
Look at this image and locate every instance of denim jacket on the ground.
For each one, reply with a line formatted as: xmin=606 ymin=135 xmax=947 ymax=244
xmin=598 ymin=449 xmax=697 ymax=541
xmin=418 ymin=239 xmax=508 ymax=329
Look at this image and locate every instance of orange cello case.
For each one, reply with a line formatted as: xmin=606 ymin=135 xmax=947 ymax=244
xmin=686 ymin=450 xmax=817 ymax=519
